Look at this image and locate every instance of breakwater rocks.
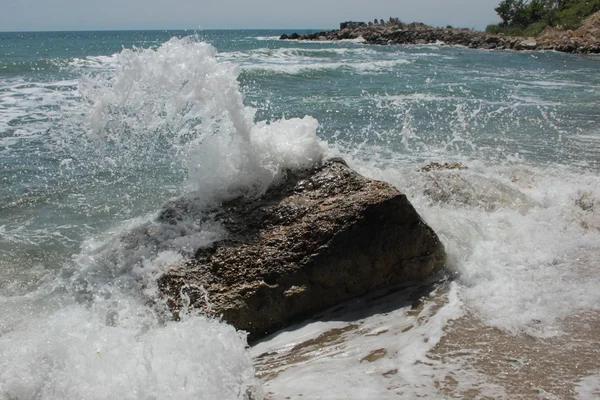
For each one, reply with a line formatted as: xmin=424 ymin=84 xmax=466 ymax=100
xmin=157 ymin=159 xmax=446 ymax=341
xmin=281 ymin=14 xmax=600 ymax=53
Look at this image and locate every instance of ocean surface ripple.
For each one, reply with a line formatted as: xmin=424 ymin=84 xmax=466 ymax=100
xmin=1 ymin=30 xmax=599 ymax=399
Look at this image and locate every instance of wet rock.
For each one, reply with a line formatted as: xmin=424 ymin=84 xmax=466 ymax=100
xmin=157 ymin=159 xmax=446 ymax=341
xmin=420 ymin=168 xmax=537 ymax=213
xmin=574 ymin=191 xmax=600 ymax=231
xmin=340 ymin=21 xmax=366 ymax=30
xmin=515 ymin=38 xmax=537 ymax=50
xmin=420 ymin=162 xmax=468 ymax=172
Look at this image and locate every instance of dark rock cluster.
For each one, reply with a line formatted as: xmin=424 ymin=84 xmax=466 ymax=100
xmin=281 ymin=15 xmax=600 ymax=54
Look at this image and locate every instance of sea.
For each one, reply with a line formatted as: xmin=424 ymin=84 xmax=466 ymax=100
xmin=0 ymin=29 xmax=599 ymax=399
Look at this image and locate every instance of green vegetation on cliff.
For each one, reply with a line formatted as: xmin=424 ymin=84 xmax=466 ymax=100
xmin=486 ymin=0 xmax=600 ymax=36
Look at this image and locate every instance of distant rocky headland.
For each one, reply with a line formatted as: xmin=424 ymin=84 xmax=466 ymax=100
xmin=280 ymin=12 xmax=600 ymax=54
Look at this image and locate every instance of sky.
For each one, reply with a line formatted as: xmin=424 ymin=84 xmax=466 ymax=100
xmin=0 ymin=0 xmax=502 ymax=32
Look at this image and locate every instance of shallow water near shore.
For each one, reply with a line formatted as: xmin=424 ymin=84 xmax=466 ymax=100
xmin=1 ymin=30 xmax=599 ymax=399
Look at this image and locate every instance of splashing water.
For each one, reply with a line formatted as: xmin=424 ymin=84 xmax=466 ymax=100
xmin=67 ymin=37 xmax=326 ymax=202
xmin=0 ymin=36 xmax=330 ymax=399
xmin=2 ymin=30 xmax=600 ymax=399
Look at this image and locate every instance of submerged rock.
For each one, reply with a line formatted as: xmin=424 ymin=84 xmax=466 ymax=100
xmin=157 ymin=159 xmax=445 ymax=341
xmin=420 ymin=168 xmax=538 ymax=213
xmin=420 ymin=161 xmax=468 ymax=172
xmin=573 ymin=190 xmax=600 ymax=231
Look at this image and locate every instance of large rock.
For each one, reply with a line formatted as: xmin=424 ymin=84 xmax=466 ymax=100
xmin=157 ymin=159 xmax=445 ymax=341
xmin=515 ymin=38 xmax=538 ymax=50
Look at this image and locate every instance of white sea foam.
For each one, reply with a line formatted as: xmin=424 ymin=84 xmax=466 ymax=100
xmin=253 ymin=283 xmax=505 ymax=399
xmin=576 ymin=372 xmax=600 ymax=399
xmin=251 ymin=36 xmax=280 ymax=41
xmin=348 ymin=158 xmax=600 ymax=336
xmin=0 ymin=292 xmax=259 ymax=400
xmin=280 ymin=37 xmax=367 ymax=44
xmin=68 ymin=55 xmax=120 ymax=72
xmin=252 ymin=149 xmax=600 ymax=398
xmin=237 ymin=59 xmax=412 ymax=75
xmin=0 ymin=78 xmax=79 ymax=139
xmin=0 ymin=225 xmax=261 ymax=398
xmin=220 ymin=47 xmax=412 ymax=75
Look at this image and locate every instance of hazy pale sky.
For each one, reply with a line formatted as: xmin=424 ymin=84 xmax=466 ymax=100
xmin=1 ymin=0 xmax=502 ymax=32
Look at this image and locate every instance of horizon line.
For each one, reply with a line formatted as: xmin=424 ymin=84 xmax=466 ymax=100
xmin=0 ymin=27 xmax=332 ymax=34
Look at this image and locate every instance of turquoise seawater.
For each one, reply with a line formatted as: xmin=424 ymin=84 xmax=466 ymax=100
xmin=1 ymin=30 xmax=599 ymax=398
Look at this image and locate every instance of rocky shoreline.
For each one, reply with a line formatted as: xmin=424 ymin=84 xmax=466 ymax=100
xmin=281 ymin=13 xmax=600 ymax=54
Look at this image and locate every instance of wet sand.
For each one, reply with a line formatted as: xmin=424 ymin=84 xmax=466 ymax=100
xmin=432 ymin=311 xmax=600 ymax=399
xmin=254 ymin=281 xmax=600 ymax=399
